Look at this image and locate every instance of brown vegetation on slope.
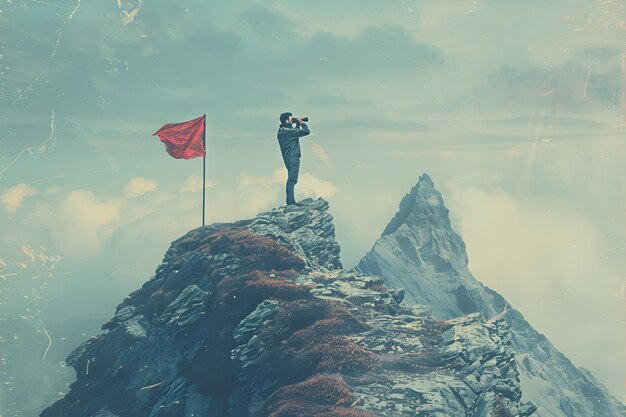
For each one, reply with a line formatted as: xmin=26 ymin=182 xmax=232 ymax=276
xmin=122 ymin=225 xmax=379 ymax=416
xmin=265 ymin=374 xmax=375 ymax=417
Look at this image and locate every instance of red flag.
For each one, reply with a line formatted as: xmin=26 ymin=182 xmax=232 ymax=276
xmin=153 ymin=115 xmax=206 ymax=159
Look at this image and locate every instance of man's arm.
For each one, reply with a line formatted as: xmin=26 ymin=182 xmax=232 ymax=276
xmin=278 ymin=119 xmax=311 ymax=140
xmin=293 ymin=122 xmax=310 ymax=138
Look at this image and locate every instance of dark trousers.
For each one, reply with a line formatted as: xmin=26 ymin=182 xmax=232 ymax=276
xmin=284 ymin=156 xmax=300 ymax=204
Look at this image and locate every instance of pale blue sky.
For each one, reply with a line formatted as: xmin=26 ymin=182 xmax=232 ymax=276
xmin=1 ymin=0 xmax=624 ymax=406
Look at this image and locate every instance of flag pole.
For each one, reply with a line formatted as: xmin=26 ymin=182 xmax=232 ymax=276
xmin=202 ymin=114 xmax=206 ymax=226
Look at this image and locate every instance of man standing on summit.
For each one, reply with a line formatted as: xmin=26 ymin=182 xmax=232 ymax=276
xmin=277 ymin=112 xmax=310 ymax=206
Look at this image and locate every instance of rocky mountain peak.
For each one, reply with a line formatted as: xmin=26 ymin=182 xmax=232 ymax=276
xmin=357 ymin=174 xmax=626 ymax=417
xmin=360 ymin=174 xmax=470 ymax=280
xmin=41 ymin=196 xmax=536 ymax=417
xmin=180 ymin=197 xmax=342 ymax=273
xmin=381 ymin=173 xmax=451 ymax=237
xmin=249 ymin=197 xmax=342 ymax=271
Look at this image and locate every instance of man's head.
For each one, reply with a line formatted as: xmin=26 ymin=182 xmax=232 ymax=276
xmin=280 ymin=112 xmax=292 ymax=125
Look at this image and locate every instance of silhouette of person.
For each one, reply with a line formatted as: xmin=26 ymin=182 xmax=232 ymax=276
xmin=277 ymin=112 xmax=310 ymax=205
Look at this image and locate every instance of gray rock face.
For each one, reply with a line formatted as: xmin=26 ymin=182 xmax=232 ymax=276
xmin=236 ymin=197 xmax=342 ymax=272
xmin=41 ymin=196 xmax=536 ymax=417
xmin=289 ymin=270 xmax=536 ymax=417
xmin=356 ymin=173 xmax=626 ymax=417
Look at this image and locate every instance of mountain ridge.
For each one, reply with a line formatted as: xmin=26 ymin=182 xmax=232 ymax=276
xmin=41 ymin=197 xmax=536 ymax=417
xmin=356 ymin=173 xmax=625 ymax=417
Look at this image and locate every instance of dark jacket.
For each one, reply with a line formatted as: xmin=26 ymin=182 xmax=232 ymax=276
xmin=277 ymin=122 xmax=310 ymax=161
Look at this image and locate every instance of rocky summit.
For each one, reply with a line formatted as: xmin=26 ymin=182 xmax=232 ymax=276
xmin=41 ymin=197 xmax=536 ymax=417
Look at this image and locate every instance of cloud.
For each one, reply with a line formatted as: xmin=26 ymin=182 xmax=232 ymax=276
xmin=444 ymin=183 xmax=621 ymax=331
xmin=469 ymin=60 xmax=621 ymax=112
xmin=21 ymin=171 xmax=275 ymax=258
xmin=239 ymin=168 xmax=338 ymax=199
xmin=24 ymin=172 xmax=296 ymax=259
xmin=506 ymin=146 xmax=521 ymax=158
xmin=447 ymin=184 xmax=603 ymax=291
xmin=298 ymin=173 xmax=338 ymax=198
xmin=29 ymin=181 xmax=214 ymax=259
xmin=2 ymin=184 xmax=38 ymax=213
xmin=120 ymin=0 xmax=144 ymax=26
xmin=123 ymin=177 xmax=159 ymax=198
xmin=310 ymin=141 xmax=329 ymax=160
xmin=299 ymin=25 xmax=445 ymax=78
xmin=239 ymin=170 xmax=283 ymax=188
xmin=31 ymin=190 xmax=127 ymax=256
xmin=444 ymin=181 xmax=623 ymax=397
xmin=181 ymin=175 xmax=218 ymax=194
xmin=440 ymin=150 xmax=455 ymax=159
xmin=122 ymin=8 xmax=141 ymax=26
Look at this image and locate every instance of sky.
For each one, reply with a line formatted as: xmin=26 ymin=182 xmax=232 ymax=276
xmin=0 ymin=0 xmax=624 ymax=411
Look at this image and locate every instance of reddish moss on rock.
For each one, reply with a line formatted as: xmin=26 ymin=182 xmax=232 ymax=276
xmin=167 ymin=226 xmax=306 ymax=274
xmin=145 ymin=287 xmax=180 ymax=317
xmin=266 ymin=374 xmax=374 ymax=417
xmin=312 ymin=336 xmax=379 ymax=374
xmin=204 ymin=228 xmax=305 ymax=272
xmin=169 ymin=230 xmax=315 ymax=398
xmin=263 ymin=300 xmax=378 ymax=378
xmin=368 ymin=284 xmax=387 ymax=292
xmin=139 ymin=225 xmax=378 ymax=413
xmin=285 ymin=303 xmax=369 ymax=350
xmin=245 ymin=273 xmax=315 ymax=301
